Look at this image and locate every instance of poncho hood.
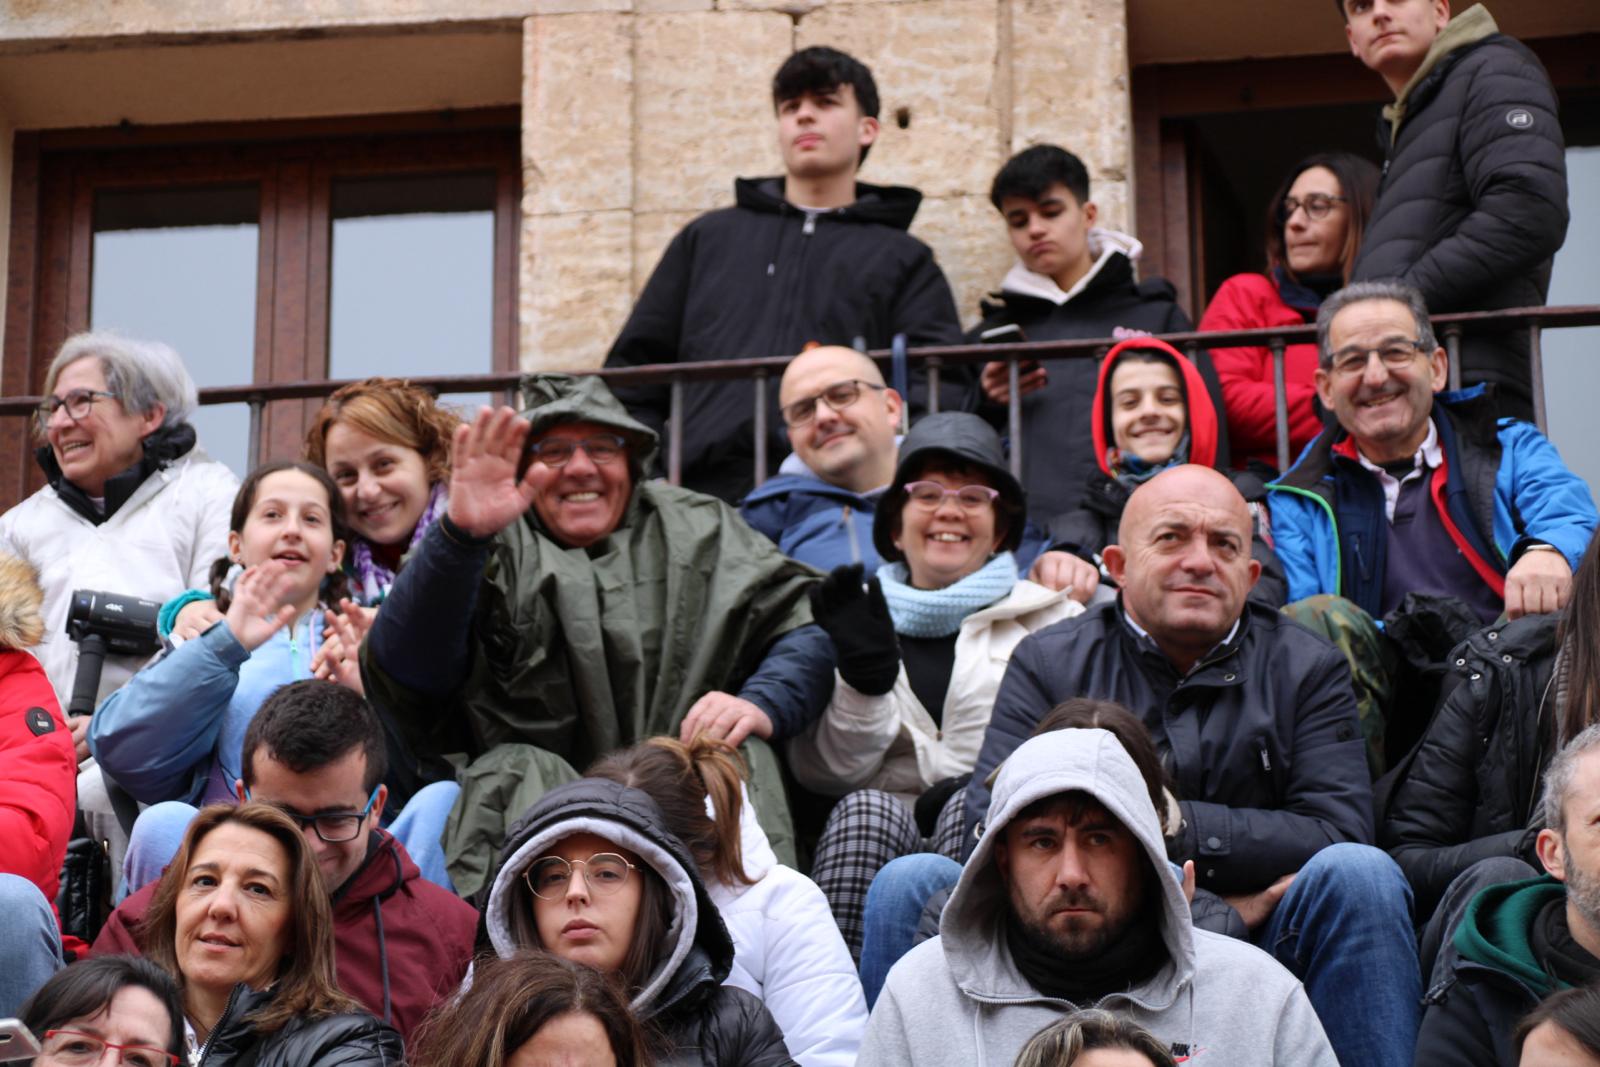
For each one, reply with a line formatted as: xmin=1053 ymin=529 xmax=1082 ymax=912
xmin=520 ymin=373 xmax=661 ymax=480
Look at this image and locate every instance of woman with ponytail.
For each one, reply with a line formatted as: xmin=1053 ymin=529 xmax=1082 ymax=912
xmin=588 ymin=736 xmax=867 ymax=1067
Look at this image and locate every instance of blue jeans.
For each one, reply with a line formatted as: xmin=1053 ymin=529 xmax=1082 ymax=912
xmin=0 ymin=874 xmax=62 ymax=1017
xmin=858 ymin=853 xmax=961 ymax=1008
xmin=1257 ymin=843 xmax=1421 ymax=1067
xmin=122 ymin=780 xmax=463 ymax=897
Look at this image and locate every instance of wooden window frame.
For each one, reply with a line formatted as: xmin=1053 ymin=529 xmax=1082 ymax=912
xmin=2 ymin=108 xmax=520 ymax=507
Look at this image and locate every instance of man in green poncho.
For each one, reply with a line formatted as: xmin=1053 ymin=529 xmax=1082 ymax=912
xmin=362 ymin=374 xmax=833 ymax=894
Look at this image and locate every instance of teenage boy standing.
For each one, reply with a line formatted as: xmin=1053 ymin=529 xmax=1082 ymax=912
xmin=1340 ymin=0 xmax=1567 ymax=421
xmin=969 ymin=145 xmax=1221 ymax=519
xmin=607 ymin=46 xmax=962 ymax=503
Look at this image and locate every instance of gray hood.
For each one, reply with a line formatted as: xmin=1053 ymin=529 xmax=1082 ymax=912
xmin=941 ymin=727 xmax=1196 ymax=1007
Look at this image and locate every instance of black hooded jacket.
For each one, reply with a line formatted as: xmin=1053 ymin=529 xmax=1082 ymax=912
xmin=486 ymin=778 xmax=796 ymax=1067
xmin=1351 ymin=27 xmax=1568 ymax=417
xmin=966 ymin=251 xmax=1220 ymax=519
xmin=190 ymin=984 xmax=401 ymax=1067
xmin=606 ymin=176 xmax=963 ymax=502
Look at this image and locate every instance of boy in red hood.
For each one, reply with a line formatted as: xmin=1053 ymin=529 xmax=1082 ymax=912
xmin=1043 ymin=337 xmax=1287 ymax=608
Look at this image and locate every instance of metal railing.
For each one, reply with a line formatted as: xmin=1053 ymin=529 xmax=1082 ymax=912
xmin=3 ymin=304 xmax=1596 ymax=485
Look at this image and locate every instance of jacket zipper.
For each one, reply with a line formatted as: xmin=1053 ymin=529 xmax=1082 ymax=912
xmin=194 ymin=984 xmax=245 ymax=1067
xmin=1265 ymin=482 xmax=1343 ymax=596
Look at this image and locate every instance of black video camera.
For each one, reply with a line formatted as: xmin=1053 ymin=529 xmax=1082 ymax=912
xmin=65 ymin=589 xmax=162 ymax=718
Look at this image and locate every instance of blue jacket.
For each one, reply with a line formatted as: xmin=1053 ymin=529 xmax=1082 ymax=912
xmin=1267 ymin=388 xmax=1597 ymax=614
xmin=88 ymin=615 xmax=322 ymax=805
xmin=740 ymin=472 xmax=1050 ymax=576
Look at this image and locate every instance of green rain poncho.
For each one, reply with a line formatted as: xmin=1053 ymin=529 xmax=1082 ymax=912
xmin=364 ymin=374 xmax=823 ymax=894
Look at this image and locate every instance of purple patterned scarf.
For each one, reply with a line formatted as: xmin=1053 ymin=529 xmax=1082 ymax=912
xmin=348 ymin=481 xmax=448 ymax=605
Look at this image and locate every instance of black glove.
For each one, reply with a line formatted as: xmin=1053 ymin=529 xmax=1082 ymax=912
xmin=808 ymin=563 xmax=900 ymax=696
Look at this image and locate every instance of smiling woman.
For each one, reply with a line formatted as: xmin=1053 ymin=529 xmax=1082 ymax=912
xmin=796 ymin=412 xmax=1083 ymax=959
xmin=135 ymin=803 xmax=401 ymax=1067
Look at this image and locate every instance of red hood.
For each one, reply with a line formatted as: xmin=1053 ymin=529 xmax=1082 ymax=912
xmin=1091 ymin=337 xmax=1220 ymax=477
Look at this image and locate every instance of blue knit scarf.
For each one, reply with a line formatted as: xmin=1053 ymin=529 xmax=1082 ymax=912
xmin=877 ymin=552 xmax=1018 ymax=637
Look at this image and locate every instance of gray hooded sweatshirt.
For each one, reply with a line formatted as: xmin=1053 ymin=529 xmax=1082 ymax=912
xmin=858 ymin=728 xmax=1337 ymax=1066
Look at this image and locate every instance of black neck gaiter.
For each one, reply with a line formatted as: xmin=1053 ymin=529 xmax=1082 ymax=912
xmin=1005 ymin=897 xmax=1169 ymax=1005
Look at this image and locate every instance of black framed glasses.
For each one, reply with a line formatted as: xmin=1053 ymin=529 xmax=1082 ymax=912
xmin=781 ymin=379 xmax=886 ymax=426
xmin=35 ymin=388 xmax=117 ymax=431
xmin=904 ymin=480 xmax=1001 ymax=512
xmin=1327 ymin=338 xmax=1429 ymax=378
xmin=42 ymin=1030 xmax=180 ymax=1067
xmin=1281 ymin=193 xmax=1348 ymax=221
xmin=245 ymin=785 xmax=381 ymax=843
xmin=524 ymin=852 xmax=637 ymax=900
xmin=528 ymin=433 xmax=627 ymax=468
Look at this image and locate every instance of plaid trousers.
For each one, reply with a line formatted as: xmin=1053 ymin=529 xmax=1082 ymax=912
xmin=810 ymin=788 xmax=965 ymax=962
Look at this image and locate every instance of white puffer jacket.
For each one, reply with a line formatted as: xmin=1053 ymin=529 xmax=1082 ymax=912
xmin=708 ymin=797 xmax=867 ymax=1067
xmin=0 ymin=446 xmax=238 ymax=707
xmin=788 ymin=579 xmax=1081 ymax=801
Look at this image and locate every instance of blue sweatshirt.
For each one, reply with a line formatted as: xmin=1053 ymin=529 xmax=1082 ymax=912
xmin=88 ymin=614 xmax=323 ymax=805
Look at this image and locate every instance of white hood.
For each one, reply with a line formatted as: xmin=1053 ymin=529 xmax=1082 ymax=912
xmin=999 ymin=227 xmax=1144 ymax=307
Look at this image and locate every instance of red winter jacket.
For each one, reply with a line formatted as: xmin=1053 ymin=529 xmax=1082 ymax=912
xmin=0 ymin=649 xmax=76 ymax=904
xmin=0 ymin=550 xmax=76 ymax=909
xmin=1198 ymin=272 xmax=1323 ymax=470
xmin=94 ymin=829 xmax=478 ymax=1042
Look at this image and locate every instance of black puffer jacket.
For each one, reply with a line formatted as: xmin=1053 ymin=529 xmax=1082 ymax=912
xmin=193 ymin=985 xmax=402 ymax=1067
xmin=963 ymin=600 xmax=1372 ymax=893
xmin=1381 ymin=612 xmax=1560 ymax=919
xmin=606 ymin=176 xmax=963 ymax=502
xmin=1351 ymin=16 xmax=1568 ymax=415
xmin=485 ymin=778 xmax=796 ymax=1067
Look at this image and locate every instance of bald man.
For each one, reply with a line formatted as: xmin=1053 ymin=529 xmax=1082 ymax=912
xmin=742 ymin=345 xmax=1081 ymax=592
xmin=959 ymin=465 xmax=1423 ymax=1066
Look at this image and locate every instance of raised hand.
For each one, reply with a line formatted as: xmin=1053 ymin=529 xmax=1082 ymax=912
xmin=223 ymin=560 xmax=302 ymax=653
xmin=447 ymin=406 xmax=539 ymax=539
xmin=809 ymin=563 xmax=900 ymax=696
xmin=172 ymin=599 xmax=225 ymax=642
xmin=312 ymin=599 xmax=371 ymax=695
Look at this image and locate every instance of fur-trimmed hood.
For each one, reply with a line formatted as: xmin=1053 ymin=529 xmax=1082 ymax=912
xmin=0 ymin=554 xmax=45 ymax=650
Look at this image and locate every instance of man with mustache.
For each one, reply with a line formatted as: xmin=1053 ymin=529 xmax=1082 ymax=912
xmin=860 ymin=726 xmax=1338 ymax=1065
xmin=1269 ymin=280 xmax=1596 ymax=626
xmin=961 ymin=464 xmax=1423 ymax=1066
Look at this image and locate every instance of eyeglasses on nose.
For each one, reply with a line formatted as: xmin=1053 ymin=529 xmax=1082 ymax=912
xmin=1327 ymin=339 xmax=1428 ymax=378
xmin=525 ymin=852 xmax=637 ymax=900
xmin=781 ymin=379 xmax=886 ymax=426
xmin=904 ymin=481 xmax=1001 ymax=511
xmin=41 ymin=1031 xmax=180 ymax=1067
xmin=1280 ymin=193 xmax=1347 ymax=221
xmin=528 ymin=433 xmax=628 ymax=468
xmin=36 ymin=389 xmax=117 ymax=431
xmin=244 ymin=785 xmax=381 ymax=843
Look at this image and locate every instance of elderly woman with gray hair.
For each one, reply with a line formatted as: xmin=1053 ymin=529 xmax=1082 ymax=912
xmin=0 ymin=332 xmax=237 ymax=870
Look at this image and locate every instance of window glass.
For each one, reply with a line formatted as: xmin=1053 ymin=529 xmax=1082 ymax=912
xmin=90 ymin=186 xmax=259 ymax=475
xmin=329 ymin=173 xmax=496 ymax=421
xmin=1545 ymin=145 xmax=1600 ymax=489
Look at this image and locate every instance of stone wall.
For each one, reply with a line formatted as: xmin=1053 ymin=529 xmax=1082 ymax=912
xmin=520 ymin=0 xmax=1132 ymax=371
